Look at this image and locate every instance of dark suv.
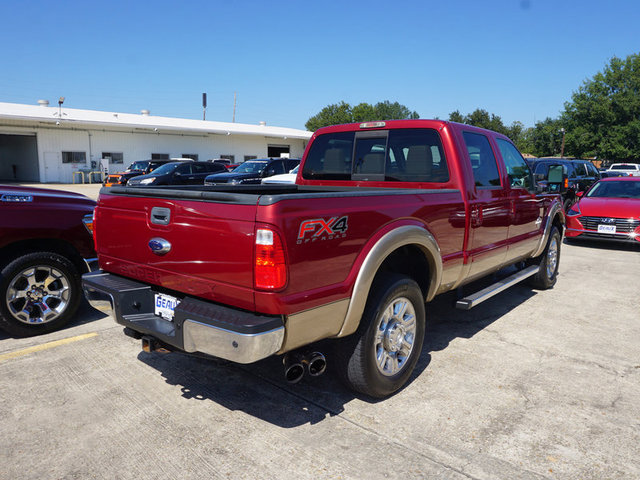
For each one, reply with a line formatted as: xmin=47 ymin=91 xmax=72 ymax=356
xmin=104 ymin=159 xmax=178 ymax=187
xmin=530 ymin=158 xmax=601 ymax=210
xmin=204 ymin=158 xmax=300 ymax=185
xmin=127 ymin=161 xmax=227 ymax=186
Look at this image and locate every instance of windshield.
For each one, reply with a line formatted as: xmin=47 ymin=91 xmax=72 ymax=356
xmin=290 ymin=165 xmax=299 ymax=174
xmin=127 ymin=161 xmax=149 ymax=171
xmin=233 ymin=161 xmax=267 ymax=174
xmin=611 ymin=164 xmax=638 ymax=170
xmin=586 ymin=180 xmax=640 ymax=199
xmin=147 ymin=162 xmax=178 ymax=175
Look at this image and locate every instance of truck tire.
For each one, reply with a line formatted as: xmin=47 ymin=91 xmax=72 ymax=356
xmin=0 ymin=252 xmax=82 ymax=337
xmin=334 ymin=274 xmax=425 ymax=398
xmin=528 ymin=226 xmax=561 ymax=290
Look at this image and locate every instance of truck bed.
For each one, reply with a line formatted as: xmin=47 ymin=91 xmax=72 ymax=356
xmin=97 ymin=184 xmax=465 ymax=315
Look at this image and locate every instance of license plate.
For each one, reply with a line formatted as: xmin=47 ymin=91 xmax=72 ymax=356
xmin=154 ymin=293 xmax=180 ymax=321
xmin=597 ymin=224 xmax=616 ymax=234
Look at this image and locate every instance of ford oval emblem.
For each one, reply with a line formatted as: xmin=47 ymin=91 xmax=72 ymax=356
xmin=148 ymin=237 xmax=171 ymax=255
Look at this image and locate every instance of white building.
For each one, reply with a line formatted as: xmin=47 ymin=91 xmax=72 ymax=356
xmin=0 ymin=101 xmax=312 ymax=183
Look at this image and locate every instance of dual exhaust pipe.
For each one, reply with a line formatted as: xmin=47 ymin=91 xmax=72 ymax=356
xmin=283 ymin=351 xmax=326 ymax=384
xmin=137 ymin=330 xmax=325 ymax=384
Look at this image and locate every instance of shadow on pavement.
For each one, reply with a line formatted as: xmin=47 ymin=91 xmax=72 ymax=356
xmin=0 ymin=300 xmax=110 ymax=340
xmin=137 ymin=279 xmax=538 ymax=428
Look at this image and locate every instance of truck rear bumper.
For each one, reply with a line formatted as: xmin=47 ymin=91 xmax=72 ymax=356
xmin=82 ymin=271 xmax=285 ymax=364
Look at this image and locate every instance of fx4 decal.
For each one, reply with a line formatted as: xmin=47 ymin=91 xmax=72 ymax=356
xmin=297 ymin=216 xmax=349 ymax=244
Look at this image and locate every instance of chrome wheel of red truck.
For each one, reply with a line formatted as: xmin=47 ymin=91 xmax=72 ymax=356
xmin=0 ymin=252 xmax=82 ymax=337
xmin=336 ymin=274 xmax=425 ymax=398
xmin=528 ymin=226 xmax=561 ymax=290
xmin=374 ymin=296 xmax=417 ymax=377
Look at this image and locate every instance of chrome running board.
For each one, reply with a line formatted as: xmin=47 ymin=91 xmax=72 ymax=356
xmin=455 ymin=265 xmax=540 ymax=310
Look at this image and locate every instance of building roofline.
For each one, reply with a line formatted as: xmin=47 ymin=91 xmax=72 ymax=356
xmin=0 ymin=102 xmax=312 ymax=140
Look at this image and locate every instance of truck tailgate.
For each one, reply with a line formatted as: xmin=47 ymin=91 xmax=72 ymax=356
xmin=95 ymin=192 xmax=258 ymax=311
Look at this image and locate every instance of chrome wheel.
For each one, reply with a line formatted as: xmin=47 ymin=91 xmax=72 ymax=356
xmin=374 ymin=296 xmax=417 ymax=377
xmin=6 ymin=266 xmax=71 ymax=324
xmin=546 ymin=236 xmax=559 ymax=279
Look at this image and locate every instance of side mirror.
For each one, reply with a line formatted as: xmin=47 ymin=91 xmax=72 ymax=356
xmin=576 ymin=191 xmax=584 ymax=198
xmin=546 ymin=165 xmax=568 ymax=194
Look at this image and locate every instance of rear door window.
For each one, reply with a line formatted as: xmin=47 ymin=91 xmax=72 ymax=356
xmin=462 ymin=132 xmax=501 ymax=187
xmin=175 ymin=163 xmax=192 ymax=175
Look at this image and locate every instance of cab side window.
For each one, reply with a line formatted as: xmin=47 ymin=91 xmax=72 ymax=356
xmin=176 ymin=163 xmax=192 ymax=175
xmin=586 ymin=162 xmax=599 ymax=177
xmin=463 ymin=132 xmax=501 ymax=187
xmin=496 ymin=139 xmax=532 ymax=189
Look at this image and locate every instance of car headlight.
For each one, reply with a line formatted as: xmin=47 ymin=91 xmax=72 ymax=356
xmin=567 ymin=203 xmax=581 ymax=216
xmin=140 ymin=177 xmax=156 ymax=185
xmin=230 ymin=178 xmax=242 ymax=185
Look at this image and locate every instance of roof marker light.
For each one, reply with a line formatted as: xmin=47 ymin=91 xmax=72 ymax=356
xmin=359 ymin=121 xmax=386 ymax=129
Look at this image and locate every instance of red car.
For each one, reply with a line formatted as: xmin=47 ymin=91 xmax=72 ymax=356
xmin=565 ymin=177 xmax=640 ymax=243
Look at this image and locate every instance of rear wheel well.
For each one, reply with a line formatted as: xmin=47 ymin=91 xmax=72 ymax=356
xmin=0 ymin=239 xmax=87 ymax=274
xmin=375 ymin=245 xmax=430 ymax=300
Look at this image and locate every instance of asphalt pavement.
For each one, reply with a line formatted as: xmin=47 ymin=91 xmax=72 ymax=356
xmin=1 ymin=185 xmax=639 ymax=479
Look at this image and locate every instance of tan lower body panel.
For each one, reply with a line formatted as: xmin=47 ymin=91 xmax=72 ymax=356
xmin=278 ymin=298 xmax=350 ymax=353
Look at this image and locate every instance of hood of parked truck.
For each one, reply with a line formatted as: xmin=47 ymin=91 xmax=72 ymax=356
xmin=204 ymin=172 xmax=262 ymax=184
xmin=0 ymin=184 xmax=94 ymax=205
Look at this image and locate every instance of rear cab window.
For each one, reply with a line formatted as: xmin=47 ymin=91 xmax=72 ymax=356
xmin=301 ymin=128 xmax=450 ymax=184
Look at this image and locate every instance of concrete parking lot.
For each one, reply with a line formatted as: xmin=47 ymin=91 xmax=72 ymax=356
xmin=1 ymin=185 xmax=639 ymax=479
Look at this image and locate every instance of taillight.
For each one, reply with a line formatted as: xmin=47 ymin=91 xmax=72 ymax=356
xmin=83 ymin=208 xmax=98 ymax=251
xmin=564 ymin=178 xmax=569 ymax=189
xmin=254 ymin=228 xmax=287 ymax=290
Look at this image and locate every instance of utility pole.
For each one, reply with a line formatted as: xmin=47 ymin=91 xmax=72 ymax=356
xmin=202 ymin=93 xmax=207 ymax=121
xmin=560 ymin=128 xmax=566 ymax=158
xmin=232 ymin=92 xmax=237 ymax=123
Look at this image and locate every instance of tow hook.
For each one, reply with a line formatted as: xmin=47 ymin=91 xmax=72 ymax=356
xmin=141 ymin=336 xmax=172 ymax=354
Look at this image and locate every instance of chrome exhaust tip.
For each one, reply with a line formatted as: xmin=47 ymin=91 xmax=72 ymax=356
xmin=283 ymin=353 xmax=305 ymax=384
xmin=304 ymin=351 xmax=327 ymax=377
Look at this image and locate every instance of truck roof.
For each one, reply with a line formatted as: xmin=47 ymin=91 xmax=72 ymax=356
xmin=312 ymin=119 xmax=513 ymax=142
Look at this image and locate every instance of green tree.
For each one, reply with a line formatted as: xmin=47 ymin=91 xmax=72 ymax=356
xmin=526 ymin=117 xmax=564 ymax=157
xmin=305 ymin=101 xmax=353 ymax=132
xmin=372 ymin=101 xmax=419 ymax=121
xmin=305 ymin=100 xmax=420 ymax=131
xmin=352 ymin=102 xmax=377 ymax=122
xmin=562 ymin=53 xmax=640 ymax=161
xmin=448 ymin=110 xmax=465 ymax=123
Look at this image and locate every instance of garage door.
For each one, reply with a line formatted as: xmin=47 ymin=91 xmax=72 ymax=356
xmin=0 ymin=134 xmax=39 ymax=182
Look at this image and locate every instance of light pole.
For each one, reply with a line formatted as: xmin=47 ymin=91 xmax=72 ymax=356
xmin=559 ymin=128 xmax=566 ymax=158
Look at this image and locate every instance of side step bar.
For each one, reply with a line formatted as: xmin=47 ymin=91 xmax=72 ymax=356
xmin=455 ymin=265 xmax=539 ymax=310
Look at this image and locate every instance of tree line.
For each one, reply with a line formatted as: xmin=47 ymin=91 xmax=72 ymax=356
xmin=305 ymin=53 xmax=640 ymax=162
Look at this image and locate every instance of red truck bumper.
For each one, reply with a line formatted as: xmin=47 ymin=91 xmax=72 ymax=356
xmin=82 ymin=271 xmax=285 ymax=364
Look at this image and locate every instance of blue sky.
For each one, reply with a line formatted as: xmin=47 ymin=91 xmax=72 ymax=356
xmin=1 ymin=0 xmax=638 ymax=130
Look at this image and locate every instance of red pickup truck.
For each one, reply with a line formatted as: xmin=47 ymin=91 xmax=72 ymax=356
xmin=83 ymin=120 xmax=565 ymax=397
xmin=1 ymin=185 xmax=96 ymax=336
